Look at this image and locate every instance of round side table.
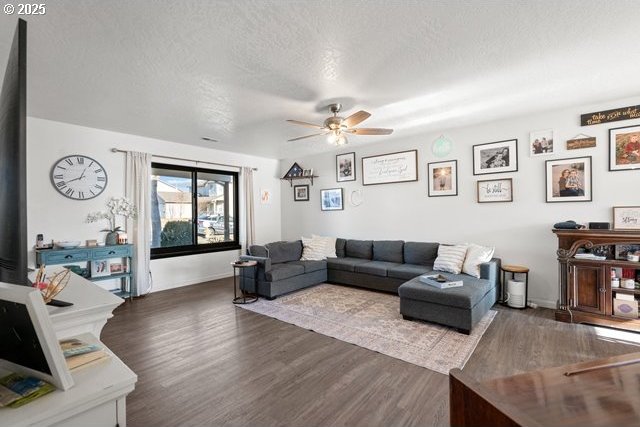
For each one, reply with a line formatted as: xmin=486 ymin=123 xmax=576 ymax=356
xmin=500 ymin=264 xmax=529 ymax=309
xmin=231 ymin=260 xmax=258 ymax=304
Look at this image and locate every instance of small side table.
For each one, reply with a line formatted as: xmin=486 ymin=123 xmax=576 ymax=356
xmin=500 ymin=264 xmax=529 ymax=309
xmin=231 ymin=260 xmax=258 ymax=304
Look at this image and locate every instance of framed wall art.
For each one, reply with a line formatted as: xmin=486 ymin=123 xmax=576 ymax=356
xmin=545 ymin=156 xmax=592 ymax=203
xmin=477 ymin=178 xmax=513 ymax=203
xmin=472 ymin=139 xmax=518 ymax=175
xmin=320 ymin=188 xmax=344 ymax=211
xmin=293 ymin=184 xmax=309 ymax=202
xmin=336 ymin=152 xmax=356 ymax=182
xmin=613 ymin=206 xmax=640 ymax=230
xmin=530 ymin=129 xmax=555 ymax=156
xmin=609 ymin=124 xmax=640 ymax=171
xmin=566 ymin=134 xmax=596 ymax=150
xmin=427 ymin=160 xmax=458 ymax=197
xmin=361 ymin=149 xmax=418 ymax=185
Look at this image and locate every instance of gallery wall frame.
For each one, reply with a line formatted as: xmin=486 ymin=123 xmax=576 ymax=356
xmin=336 ymin=152 xmax=356 ymax=182
xmin=477 ymin=178 xmax=513 ymax=203
xmin=361 ymin=149 xmax=418 ymax=185
xmin=545 ymin=156 xmax=592 ymax=203
xmin=472 ymin=139 xmax=518 ymax=175
xmin=427 ymin=160 xmax=458 ymax=197
xmin=609 ymin=124 xmax=640 ymax=171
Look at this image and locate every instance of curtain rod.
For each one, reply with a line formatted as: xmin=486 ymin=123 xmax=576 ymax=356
xmin=110 ymin=148 xmax=258 ymax=171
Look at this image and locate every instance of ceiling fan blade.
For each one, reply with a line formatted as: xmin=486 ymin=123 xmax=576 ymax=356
xmin=348 ymin=128 xmax=394 ymax=135
xmin=286 ymin=119 xmax=325 ymax=129
xmin=288 ymin=132 xmax=329 ymax=142
xmin=343 ymin=110 xmax=371 ymax=128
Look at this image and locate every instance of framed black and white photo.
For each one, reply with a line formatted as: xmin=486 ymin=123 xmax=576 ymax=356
xmin=336 ymin=152 xmax=356 ymax=182
xmin=530 ymin=129 xmax=555 ymax=156
xmin=427 ymin=160 xmax=458 ymax=197
xmin=609 ymin=124 xmax=640 ymax=171
xmin=477 ymin=178 xmax=513 ymax=203
xmin=293 ymin=184 xmax=309 ymax=202
xmin=613 ymin=206 xmax=640 ymax=230
xmin=320 ymin=188 xmax=344 ymax=211
xmin=545 ymin=156 xmax=592 ymax=203
xmin=361 ymin=149 xmax=418 ymax=185
xmin=472 ymin=139 xmax=518 ymax=175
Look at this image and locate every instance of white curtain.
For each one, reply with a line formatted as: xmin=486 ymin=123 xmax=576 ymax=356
xmin=125 ymin=151 xmax=152 ymax=296
xmin=242 ymin=167 xmax=255 ymax=251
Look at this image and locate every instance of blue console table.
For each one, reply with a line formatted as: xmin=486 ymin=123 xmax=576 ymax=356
xmin=36 ymin=244 xmax=134 ymax=300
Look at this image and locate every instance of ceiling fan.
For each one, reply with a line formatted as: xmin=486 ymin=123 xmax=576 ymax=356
xmin=287 ymin=103 xmax=393 ymax=145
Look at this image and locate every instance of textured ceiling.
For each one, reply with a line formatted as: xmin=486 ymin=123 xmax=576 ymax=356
xmin=1 ymin=0 xmax=639 ymax=159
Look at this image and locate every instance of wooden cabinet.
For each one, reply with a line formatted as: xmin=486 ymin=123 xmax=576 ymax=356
xmin=554 ymin=229 xmax=640 ymax=332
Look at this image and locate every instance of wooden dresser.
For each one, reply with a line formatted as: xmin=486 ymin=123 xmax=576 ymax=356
xmin=553 ymin=229 xmax=640 ymax=332
xmin=450 ymin=352 xmax=640 ymax=426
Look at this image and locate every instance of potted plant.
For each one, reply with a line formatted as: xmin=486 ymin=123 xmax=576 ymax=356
xmin=86 ymin=197 xmax=137 ymax=245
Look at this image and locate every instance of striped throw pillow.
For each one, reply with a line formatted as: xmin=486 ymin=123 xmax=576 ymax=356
xmin=301 ymin=236 xmax=327 ymax=261
xmin=433 ymin=244 xmax=469 ymax=274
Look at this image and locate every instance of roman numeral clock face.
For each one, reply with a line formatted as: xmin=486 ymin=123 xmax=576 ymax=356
xmin=50 ymin=155 xmax=108 ymax=200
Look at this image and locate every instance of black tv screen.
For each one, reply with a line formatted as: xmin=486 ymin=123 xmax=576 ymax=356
xmin=0 ymin=19 xmax=27 ymax=285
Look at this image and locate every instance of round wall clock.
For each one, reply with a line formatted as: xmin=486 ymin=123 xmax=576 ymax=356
xmin=50 ymin=155 xmax=108 ymax=200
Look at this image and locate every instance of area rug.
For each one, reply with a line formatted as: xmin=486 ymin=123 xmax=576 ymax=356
xmin=238 ymin=284 xmax=496 ymax=374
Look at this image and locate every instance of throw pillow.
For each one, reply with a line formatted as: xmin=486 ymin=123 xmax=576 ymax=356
xmin=312 ymin=234 xmax=337 ymax=258
xmin=462 ymin=243 xmax=495 ymax=278
xmin=433 ymin=244 xmax=469 ymax=274
xmin=300 ymin=236 xmax=327 ymax=261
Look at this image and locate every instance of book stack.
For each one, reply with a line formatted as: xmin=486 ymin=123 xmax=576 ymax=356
xmin=60 ymin=338 xmax=110 ymax=371
xmin=419 ymin=274 xmax=463 ymax=289
xmin=0 ymin=374 xmax=55 ymax=408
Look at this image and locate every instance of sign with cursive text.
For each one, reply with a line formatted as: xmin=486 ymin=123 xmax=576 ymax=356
xmin=613 ymin=206 xmax=640 ymax=230
xmin=477 ymin=178 xmax=513 ymax=203
xmin=361 ymin=150 xmax=418 ymax=186
xmin=581 ymin=105 xmax=640 ymax=126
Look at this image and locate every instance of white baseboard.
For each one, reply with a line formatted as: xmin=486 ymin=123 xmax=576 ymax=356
xmin=150 ymin=272 xmax=233 ymax=293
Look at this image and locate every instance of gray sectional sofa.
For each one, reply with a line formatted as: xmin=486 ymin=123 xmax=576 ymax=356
xmin=239 ymin=238 xmax=501 ymax=333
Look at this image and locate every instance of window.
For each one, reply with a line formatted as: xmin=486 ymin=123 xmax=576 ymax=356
xmin=151 ymin=163 xmax=239 ymax=259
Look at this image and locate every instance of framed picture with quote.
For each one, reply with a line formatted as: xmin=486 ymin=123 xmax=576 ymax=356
xmin=477 ymin=178 xmax=513 ymax=203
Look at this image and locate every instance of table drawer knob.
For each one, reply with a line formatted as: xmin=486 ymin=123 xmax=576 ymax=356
xmin=65 ymin=255 xmax=73 ymax=259
xmin=108 ymin=250 xmax=116 ymax=255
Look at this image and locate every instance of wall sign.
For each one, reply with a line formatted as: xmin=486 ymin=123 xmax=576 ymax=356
xmin=477 ymin=178 xmax=513 ymax=203
xmin=361 ymin=149 xmax=418 ymax=186
xmin=613 ymin=206 xmax=640 ymax=230
xmin=432 ymin=135 xmax=452 ymax=158
xmin=566 ymin=134 xmax=596 ymax=150
xmin=581 ymin=105 xmax=640 ymax=126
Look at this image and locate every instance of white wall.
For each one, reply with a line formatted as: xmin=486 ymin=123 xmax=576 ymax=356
xmin=280 ymin=96 xmax=640 ymax=308
xmin=28 ymin=118 xmax=282 ymax=292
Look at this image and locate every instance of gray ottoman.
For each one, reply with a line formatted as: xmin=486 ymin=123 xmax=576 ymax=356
xmin=397 ymin=274 xmax=498 ymax=334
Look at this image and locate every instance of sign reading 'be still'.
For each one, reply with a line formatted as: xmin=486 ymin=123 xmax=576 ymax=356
xmin=361 ymin=150 xmax=418 ymax=186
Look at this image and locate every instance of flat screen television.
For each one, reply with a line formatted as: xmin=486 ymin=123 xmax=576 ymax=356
xmin=0 ymin=19 xmax=28 ymax=286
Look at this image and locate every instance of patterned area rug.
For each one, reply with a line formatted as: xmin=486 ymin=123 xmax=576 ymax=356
xmin=238 ymin=284 xmax=496 ymax=374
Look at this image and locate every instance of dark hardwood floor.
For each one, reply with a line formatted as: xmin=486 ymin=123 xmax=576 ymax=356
xmin=102 ymin=278 xmax=639 ymax=427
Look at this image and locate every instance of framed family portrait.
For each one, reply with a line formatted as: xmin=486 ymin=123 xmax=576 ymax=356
xmin=293 ymin=184 xmax=309 ymax=201
xmin=613 ymin=206 xmax=640 ymax=230
xmin=336 ymin=152 xmax=356 ymax=182
xmin=427 ymin=160 xmax=457 ymax=197
xmin=530 ymin=129 xmax=555 ymax=156
xmin=320 ymin=188 xmax=344 ymax=211
xmin=545 ymin=156 xmax=592 ymax=203
xmin=477 ymin=178 xmax=513 ymax=203
xmin=472 ymin=139 xmax=518 ymax=175
xmin=609 ymin=124 xmax=640 ymax=171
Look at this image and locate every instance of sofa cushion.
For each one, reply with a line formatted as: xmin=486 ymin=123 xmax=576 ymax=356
xmin=288 ymin=260 xmax=327 ymax=274
xmin=265 ymin=263 xmax=305 ymax=281
xmin=404 ymin=242 xmax=439 ymax=266
xmin=388 ymin=263 xmax=434 ymax=280
xmin=336 ymin=238 xmax=347 ymax=258
xmin=398 ymin=274 xmax=493 ymax=309
xmin=373 ymin=240 xmax=404 ymax=263
xmin=355 ymin=261 xmax=402 ymax=277
xmin=346 ymin=240 xmax=373 ymax=259
xmin=326 ymin=257 xmax=370 ymax=272
xmin=249 ymin=245 xmax=268 ymax=258
xmin=266 ymin=241 xmax=303 ymax=264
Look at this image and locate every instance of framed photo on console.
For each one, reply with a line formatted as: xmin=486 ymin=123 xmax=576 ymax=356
xmin=545 ymin=156 xmax=592 ymax=203
xmin=293 ymin=184 xmax=309 ymax=202
xmin=609 ymin=124 xmax=640 ymax=171
xmin=427 ymin=160 xmax=458 ymax=197
xmin=473 ymin=139 xmax=518 ymax=175
xmin=336 ymin=152 xmax=356 ymax=182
